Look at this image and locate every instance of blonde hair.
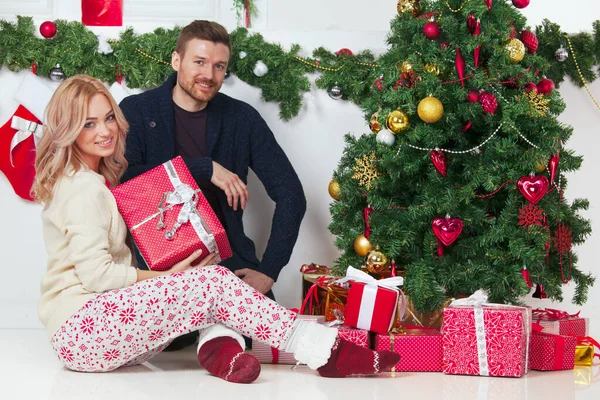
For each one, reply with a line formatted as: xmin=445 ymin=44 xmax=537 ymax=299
xmin=32 ymin=75 xmax=129 ymax=205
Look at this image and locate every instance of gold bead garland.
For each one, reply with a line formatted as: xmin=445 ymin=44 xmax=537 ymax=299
xmin=564 ymin=35 xmax=600 ymax=112
xmin=445 ymin=0 xmax=471 ymax=13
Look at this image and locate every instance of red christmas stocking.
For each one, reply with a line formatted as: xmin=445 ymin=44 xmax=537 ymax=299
xmin=0 ymin=106 xmax=43 ymax=201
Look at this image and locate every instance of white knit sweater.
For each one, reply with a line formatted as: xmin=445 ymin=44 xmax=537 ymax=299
xmin=38 ymin=168 xmax=138 ymax=338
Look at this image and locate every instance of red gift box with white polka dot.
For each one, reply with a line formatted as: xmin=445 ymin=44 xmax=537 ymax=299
xmin=530 ymin=332 xmax=576 ymax=371
xmin=111 ymin=157 xmax=232 ymax=270
xmin=374 ymin=329 xmax=442 ymax=372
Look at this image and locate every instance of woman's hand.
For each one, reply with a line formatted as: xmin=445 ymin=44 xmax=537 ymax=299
xmin=169 ymin=249 xmax=219 ymax=273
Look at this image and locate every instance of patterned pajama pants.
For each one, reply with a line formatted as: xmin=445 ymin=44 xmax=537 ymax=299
xmin=51 ymin=266 xmax=298 ymax=372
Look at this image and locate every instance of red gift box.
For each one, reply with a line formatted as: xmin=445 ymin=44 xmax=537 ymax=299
xmin=532 ymin=308 xmax=589 ymax=337
xmin=442 ymin=291 xmax=532 ymax=377
xmin=374 ymin=328 xmax=442 ymax=372
xmin=111 ymin=157 xmax=232 ymax=270
xmin=252 ymin=315 xmax=325 ymax=364
xmin=337 ymin=326 xmax=370 ymax=348
xmin=339 ymin=267 xmax=404 ymax=335
xmin=530 ymin=332 xmax=576 ymax=371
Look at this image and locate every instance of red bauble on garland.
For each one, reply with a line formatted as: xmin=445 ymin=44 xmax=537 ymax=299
xmin=39 ymin=21 xmax=57 ymax=39
xmin=537 ymin=78 xmax=555 ymax=95
xmin=524 ymin=82 xmax=538 ymax=93
xmin=512 ymin=0 xmax=530 ymax=9
xmin=520 ymin=30 xmax=538 ymax=54
xmin=478 ymin=91 xmax=498 ymax=115
xmin=336 ymin=48 xmax=354 ymax=56
xmin=423 ymin=20 xmax=441 ymax=40
xmin=467 ymin=90 xmax=480 ymax=102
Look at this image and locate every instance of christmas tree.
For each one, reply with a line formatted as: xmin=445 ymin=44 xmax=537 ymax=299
xmin=328 ymin=0 xmax=594 ymax=313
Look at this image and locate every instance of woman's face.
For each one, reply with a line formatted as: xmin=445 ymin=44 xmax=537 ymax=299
xmin=75 ymin=94 xmax=118 ymax=172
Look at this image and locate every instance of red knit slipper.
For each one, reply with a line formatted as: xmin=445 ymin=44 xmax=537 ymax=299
xmin=197 ymin=337 xmax=261 ymax=383
xmin=317 ymin=337 xmax=400 ymax=378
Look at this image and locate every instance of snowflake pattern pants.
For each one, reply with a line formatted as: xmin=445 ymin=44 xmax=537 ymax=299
xmin=50 ymin=266 xmax=298 ymax=372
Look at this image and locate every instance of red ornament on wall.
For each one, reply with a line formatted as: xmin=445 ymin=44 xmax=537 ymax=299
xmin=82 ymin=0 xmax=123 ymax=26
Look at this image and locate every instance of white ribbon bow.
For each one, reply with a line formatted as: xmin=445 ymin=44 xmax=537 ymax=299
xmin=157 ymin=184 xmax=201 ymax=240
xmin=10 ymin=116 xmax=43 ymax=166
xmin=336 ymin=265 xmax=404 ymax=288
xmin=450 ymin=289 xmax=489 ymax=307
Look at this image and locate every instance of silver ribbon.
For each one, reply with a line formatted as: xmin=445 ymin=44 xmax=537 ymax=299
xmin=131 ymin=160 xmax=221 ymax=262
xmin=10 ymin=115 xmax=43 ymax=166
xmin=450 ymin=289 xmax=531 ymax=376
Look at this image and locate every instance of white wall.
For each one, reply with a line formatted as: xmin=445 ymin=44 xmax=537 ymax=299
xmin=1 ymin=0 xmax=599 ymax=337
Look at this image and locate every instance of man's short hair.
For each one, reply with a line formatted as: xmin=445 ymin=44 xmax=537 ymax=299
xmin=176 ymin=20 xmax=232 ymax=58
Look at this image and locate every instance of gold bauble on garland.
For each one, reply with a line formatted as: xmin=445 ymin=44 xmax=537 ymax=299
xmin=354 ymin=234 xmax=373 ymax=257
xmin=364 ymin=247 xmax=390 ymax=275
xmin=328 ymin=179 xmax=342 ymax=200
xmin=369 ymin=111 xmax=382 ymax=134
xmin=417 ymin=95 xmax=444 ymax=123
xmin=505 ymin=38 xmax=526 ymax=64
xmin=386 ymin=109 xmax=410 ymax=134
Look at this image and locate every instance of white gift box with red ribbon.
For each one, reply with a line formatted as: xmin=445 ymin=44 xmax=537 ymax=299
xmin=337 ymin=267 xmax=404 ymax=334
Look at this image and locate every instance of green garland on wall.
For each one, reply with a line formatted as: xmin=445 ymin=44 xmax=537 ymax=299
xmin=1 ymin=15 xmax=599 ymax=120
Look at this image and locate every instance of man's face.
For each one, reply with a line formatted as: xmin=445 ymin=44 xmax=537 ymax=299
xmin=172 ymin=38 xmax=230 ymax=107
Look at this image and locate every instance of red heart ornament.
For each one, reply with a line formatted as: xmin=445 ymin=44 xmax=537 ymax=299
xmin=432 ymin=217 xmax=464 ymax=246
xmin=517 ymin=175 xmax=549 ymax=204
xmin=430 ymin=149 xmax=447 ymax=177
xmin=548 ymin=154 xmax=560 ymax=183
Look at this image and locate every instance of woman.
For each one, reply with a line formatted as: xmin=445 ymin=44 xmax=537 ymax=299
xmin=32 ymin=75 xmax=400 ymax=382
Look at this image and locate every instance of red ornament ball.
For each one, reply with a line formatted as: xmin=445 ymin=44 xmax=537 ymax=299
xmin=520 ymin=30 xmax=538 ymax=54
xmin=40 ymin=21 xmax=57 ymax=39
xmin=478 ymin=91 xmax=498 ymax=115
xmin=423 ymin=21 xmax=441 ymax=40
xmin=336 ymin=48 xmax=354 ymax=57
xmin=467 ymin=90 xmax=480 ymax=103
xmin=512 ymin=0 xmax=530 ymax=9
xmin=524 ymin=82 xmax=538 ymax=94
xmin=537 ymin=78 xmax=555 ymax=95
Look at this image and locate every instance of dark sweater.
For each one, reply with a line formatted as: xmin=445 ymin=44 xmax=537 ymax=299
xmin=119 ymin=73 xmax=306 ymax=281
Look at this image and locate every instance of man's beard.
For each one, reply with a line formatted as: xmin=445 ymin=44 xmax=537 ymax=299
xmin=181 ymin=77 xmax=217 ymax=102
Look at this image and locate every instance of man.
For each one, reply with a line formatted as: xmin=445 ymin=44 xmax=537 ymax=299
xmin=119 ymin=20 xmax=306 ymax=381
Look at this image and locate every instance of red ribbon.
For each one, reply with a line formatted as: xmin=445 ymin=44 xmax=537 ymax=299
xmin=244 ymin=1 xmax=251 ymax=28
xmin=533 ymin=308 xmax=580 ymax=321
xmin=31 ymin=61 xmax=37 ymax=75
xmin=116 ymin=65 xmax=123 ymax=84
xmin=300 ymin=264 xmax=331 ymax=274
xmin=300 ymin=276 xmax=332 ymax=315
xmin=270 ymin=347 xmax=279 ymax=364
xmin=575 ymin=336 xmax=600 ymax=360
xmin=363 ymin=206 xmax=375 ymax=239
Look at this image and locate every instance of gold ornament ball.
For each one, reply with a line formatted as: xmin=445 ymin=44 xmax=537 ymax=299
xmin=424 ymin=63 xmax=441 ymax=76
xmin=534 ymin=160 xmax=546 ymax=173
xmin=354 ymin=234 xmax=373 ymax=257
xmin=417 ymin=95 xmax=444 ymax=123
xmin=365 ymin=247 xmax=390 ymax=275
xmin=369 ymin=112 xmax=382 ymax=134
xmin=328 ymin=179 xmax=342 ymax=200
xmin=386 ymin=109 xmax=411 ymax=134
xmin=505 ymin=38 xmax=526 ymax=64
xmin=397 ymin=0 xmax=419 ymax=16
xmin=397 ymin=60 xmax=413 ymax=74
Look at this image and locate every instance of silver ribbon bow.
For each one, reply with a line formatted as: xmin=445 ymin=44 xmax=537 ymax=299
xmin=10 ymin=116 xmax=43 ymax=166
xmin=156 ymin=183 xmax=199 ymax=240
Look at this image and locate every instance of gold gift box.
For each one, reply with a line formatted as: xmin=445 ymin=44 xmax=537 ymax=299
xmin=300 ymin=264 xmax=348 ymax=321
xmin=575 ymin=344 xmax=595 ymax=366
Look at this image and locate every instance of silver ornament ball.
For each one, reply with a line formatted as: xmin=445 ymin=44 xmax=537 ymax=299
xmin=253 ymin=60 xmax=269 ymax=77
xmin=49 ymin=63 xmax=65 ymax=82
xmin=376 ymin=128 xmax=396 ymax=146
xmin=328 ymin=83 xmax=343 ymax=100
xmin=555 ymin=46 xmax=569 ymax=62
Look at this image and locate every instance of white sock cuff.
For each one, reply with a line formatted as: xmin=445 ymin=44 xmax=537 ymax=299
xmin=287 ymin=320 xmax=338 ymax=370
xmin=197 ymin=323 xmax=246 ymax=353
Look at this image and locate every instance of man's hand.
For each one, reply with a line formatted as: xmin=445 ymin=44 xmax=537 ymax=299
xmin=234 ymin=269 xmax=274 ymax=294
xmin=211 ymin=161 xmax=249 ymax=211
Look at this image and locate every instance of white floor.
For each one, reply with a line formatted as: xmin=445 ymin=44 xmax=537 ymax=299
xmin=2 ymin=329 xmax=599 ymax=400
